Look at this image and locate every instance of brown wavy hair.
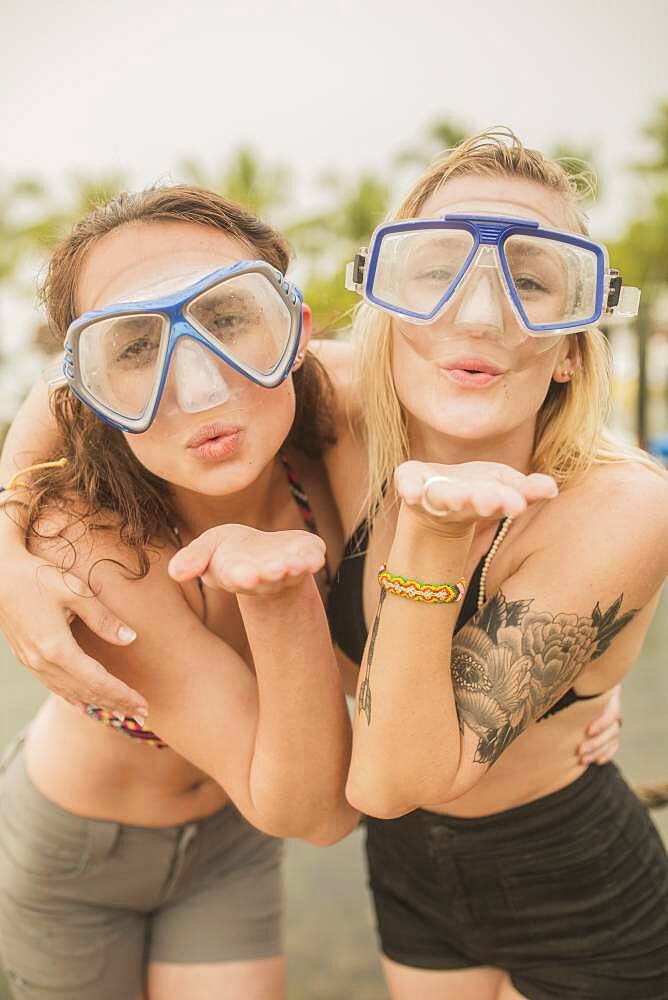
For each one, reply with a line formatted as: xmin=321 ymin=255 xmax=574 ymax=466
xmin=22 ymin=185 xmax=336 ymax=576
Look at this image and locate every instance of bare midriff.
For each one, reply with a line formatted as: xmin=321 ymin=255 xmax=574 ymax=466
xmin=24 ymin=697 xmax=228 ymax=827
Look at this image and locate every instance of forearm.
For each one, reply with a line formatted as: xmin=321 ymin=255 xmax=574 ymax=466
xmin=347 ymin=508 xmax=474 ymax=817
xmin=239 ymin=577 xmax=356 ymax=842
xmin=0 ymin=380 xmax=60 ymax=483
xmin=0 ymin=380 xmax=67 ymax=558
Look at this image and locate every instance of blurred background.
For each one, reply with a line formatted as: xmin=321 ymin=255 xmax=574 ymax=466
xmin=1 ymin=0 xmax=667 ymax=996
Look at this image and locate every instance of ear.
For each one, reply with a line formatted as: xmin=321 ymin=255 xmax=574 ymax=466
xmin=293 ymin=303 xmax=313 ymax=369
xmin=552 ymin=333 xmax=582 ymax=384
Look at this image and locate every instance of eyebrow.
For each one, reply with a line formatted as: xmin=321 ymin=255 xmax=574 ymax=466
xmin=406 ymin=235 xmax=473 ymax=253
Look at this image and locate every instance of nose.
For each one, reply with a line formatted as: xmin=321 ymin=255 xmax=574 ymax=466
xmin=453 ymin=266 xmax=505 ymax=334
xmin=172 ymin=337 xmax=232 ymax=413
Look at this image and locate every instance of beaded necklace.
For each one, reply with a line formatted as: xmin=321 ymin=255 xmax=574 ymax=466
xmin=477 ymin=516 xmax=513 ymax=612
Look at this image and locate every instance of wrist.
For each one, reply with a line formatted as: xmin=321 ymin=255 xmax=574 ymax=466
xmin=237 ymin=573 xmax=319 ymax=608
xmin=387 ymin=506 xmax=472 ymax=595
xmin=397 ymin=502 xmax=475 ymax=543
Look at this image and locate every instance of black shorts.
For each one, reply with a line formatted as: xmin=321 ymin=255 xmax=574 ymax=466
xmin=365 ymin=764 xmax=668 ymax=1000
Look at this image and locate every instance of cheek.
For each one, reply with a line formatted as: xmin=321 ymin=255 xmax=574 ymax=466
xmin=122 ymin=381 xmax=298 ymax=487
xmin=123 ymin=429 xmax=169 ymax=481
xmin=390 ymin=329 xmax=561 ymax=437
xmin=245 ymin=380 xmax=297 ymax=460
xmin=391 ymin=333 xmax=433 ymax=410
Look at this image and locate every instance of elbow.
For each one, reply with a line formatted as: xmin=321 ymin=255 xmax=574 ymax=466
xmin=247 ymin=794 xmax=356 ymax=845
xmin=345 ymin=772 xmax=416 ymax=820
xmin=345 ymin=760 xmax=464 ymax=819
xmin=301 ymin=814 xmax=358 ymax=847
xmin=256 ymin=811 xmax=356 ymax=846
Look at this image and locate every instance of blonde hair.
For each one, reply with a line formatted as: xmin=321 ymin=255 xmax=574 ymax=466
xmin=353 ymin=127 xmax=663 ymax=518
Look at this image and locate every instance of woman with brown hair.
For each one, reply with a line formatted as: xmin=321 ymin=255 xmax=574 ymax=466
xmin=0 ymin=185 xmax=356 ymax=1000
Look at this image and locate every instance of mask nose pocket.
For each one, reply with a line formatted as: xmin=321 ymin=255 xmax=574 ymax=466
xmin=173 ymin=338 xmax=232 ymax=414
xmin=453 ymin=247 xmax=506 ymax=331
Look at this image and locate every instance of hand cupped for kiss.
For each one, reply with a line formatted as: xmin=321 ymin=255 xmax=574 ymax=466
xmin=395 ymin=460 xmax=559 ymax=525
xmin=168 ymin=524 xmax=326 ymax=596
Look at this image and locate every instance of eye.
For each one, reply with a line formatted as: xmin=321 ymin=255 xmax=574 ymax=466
xmin=210 ymin=313 xmax=243 ymax=332
xmin=116 ymin=338 xmax=160 ymax=364
xmin=514 ymin=275 xmax=550 ymax=294
xmin=415 ymin=266 xmax=456 ymax=282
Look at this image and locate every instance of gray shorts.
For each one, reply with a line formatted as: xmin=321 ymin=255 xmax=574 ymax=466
xmin=0 ymin=733 xmax=283 ymax=999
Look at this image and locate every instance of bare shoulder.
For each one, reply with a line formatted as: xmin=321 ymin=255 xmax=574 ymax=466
xmin=577 ymin=458 xmax=668 ymax=509
xmin=524 ymin=460 xmax=667 ymax=546
xmin=505 ymin=459 xmax=668 ymax=612
xmin=26 ymin=499 xmax=197 ymax=617
xmin=310 ymin=338 xmax=368 ymax=533
xmin=568 ymin=461 xmax=666 ymax=561
xmin=310 ymin=336 xmax=354 ymax=385
xmin=310 ymin=337 xmax=360 ymax=427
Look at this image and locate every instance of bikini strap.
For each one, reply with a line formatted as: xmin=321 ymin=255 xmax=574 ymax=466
xmin=280 ymin=454 xmax=331 ymax=586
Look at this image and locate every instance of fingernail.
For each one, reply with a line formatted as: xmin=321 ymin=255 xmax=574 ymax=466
xmin=112 ymin=711 xmax=125 ymax=723
xmin=118 ymin=626 xmax=137 ymax=643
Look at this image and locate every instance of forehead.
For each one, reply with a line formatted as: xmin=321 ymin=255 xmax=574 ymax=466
xmin=77 ymin=221 xmax=252 ymax=313
xmin=418 ymin=175 xmax=575 ymax=231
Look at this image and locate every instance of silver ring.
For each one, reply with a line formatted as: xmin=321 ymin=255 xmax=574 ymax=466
xmin=421 ymin=475 xmax=453 ymax=517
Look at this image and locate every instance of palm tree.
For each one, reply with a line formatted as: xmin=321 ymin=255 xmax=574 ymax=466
xmin=288 ymin=172 xmax=391 ymax=334
xmin=180 ymin=148 xmax=292 ymax=219
xmin=394 ymin=117 xmax=470 ymax=170
xmin=608 ymin=102 xmax=668 ymax=447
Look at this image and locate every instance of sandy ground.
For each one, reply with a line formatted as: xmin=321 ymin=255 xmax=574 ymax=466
xmin=0 ymin=593 xmax=665 ymax=999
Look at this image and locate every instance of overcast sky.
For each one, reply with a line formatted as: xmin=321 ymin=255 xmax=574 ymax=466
xmin=3 ymin=0 xmax=667 ymax=241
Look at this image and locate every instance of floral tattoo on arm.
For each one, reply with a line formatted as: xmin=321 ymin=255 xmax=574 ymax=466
xmin=451 ymin=591 xmax=637 ymax=766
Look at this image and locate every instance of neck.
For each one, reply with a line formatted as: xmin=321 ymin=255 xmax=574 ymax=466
xmin=407 ymin=415 xmax=537 ymax=474
xmin=169 ymin=457 xmax=283 ymax=541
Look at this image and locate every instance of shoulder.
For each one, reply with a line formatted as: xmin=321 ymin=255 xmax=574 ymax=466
xmin=550 ymin=460 xmax=667 ymax=562
xmin=500 ymin=459 xmax=668 ymax=614
xmin=26 ymin=500 xmax=201 ymax=618
xmin=310 ymin=338 xmax=368 ymax=534
xmin=574 ymin=458 xmax=667 ymax=508
xmin=310 ymin=337 xmax=360 ymax=429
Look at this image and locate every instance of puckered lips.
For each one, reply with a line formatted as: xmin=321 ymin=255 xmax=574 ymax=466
xmin=186 ymin=420 xmax=242 ymax=462
xmin=439 ymin=355 xmax=508 ymax=388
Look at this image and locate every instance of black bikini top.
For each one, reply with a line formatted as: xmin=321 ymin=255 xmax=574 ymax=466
xmin=326 ymin=517 xmax=599 ymax=722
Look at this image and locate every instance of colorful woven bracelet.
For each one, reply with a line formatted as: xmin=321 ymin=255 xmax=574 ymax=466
xmin=377 ymin=564 xmax=466 ymax=604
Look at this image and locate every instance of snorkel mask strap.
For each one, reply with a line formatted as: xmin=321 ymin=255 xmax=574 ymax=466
xmin=604 ymin=269 xmax=641 ymax=321
xmin=345 ymin=248 xmax=367 ymax=293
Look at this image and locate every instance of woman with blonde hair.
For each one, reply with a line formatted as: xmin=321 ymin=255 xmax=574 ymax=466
xmin=320 ymin=129 xmax=668 ymax=999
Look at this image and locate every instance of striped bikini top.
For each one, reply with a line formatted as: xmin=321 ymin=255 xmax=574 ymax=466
xmin=86 ymin=456 xmax=326 ymax=749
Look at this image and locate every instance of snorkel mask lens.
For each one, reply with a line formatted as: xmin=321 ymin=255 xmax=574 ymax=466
xmin=78 ymin=312 xmax=167 ymax=420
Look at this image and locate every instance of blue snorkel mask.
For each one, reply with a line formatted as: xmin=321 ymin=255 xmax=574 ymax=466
xmin=346 ymin=214 xmax=640 ymax=351
xmin=50 ymin=260 xmax=303 ymax=433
